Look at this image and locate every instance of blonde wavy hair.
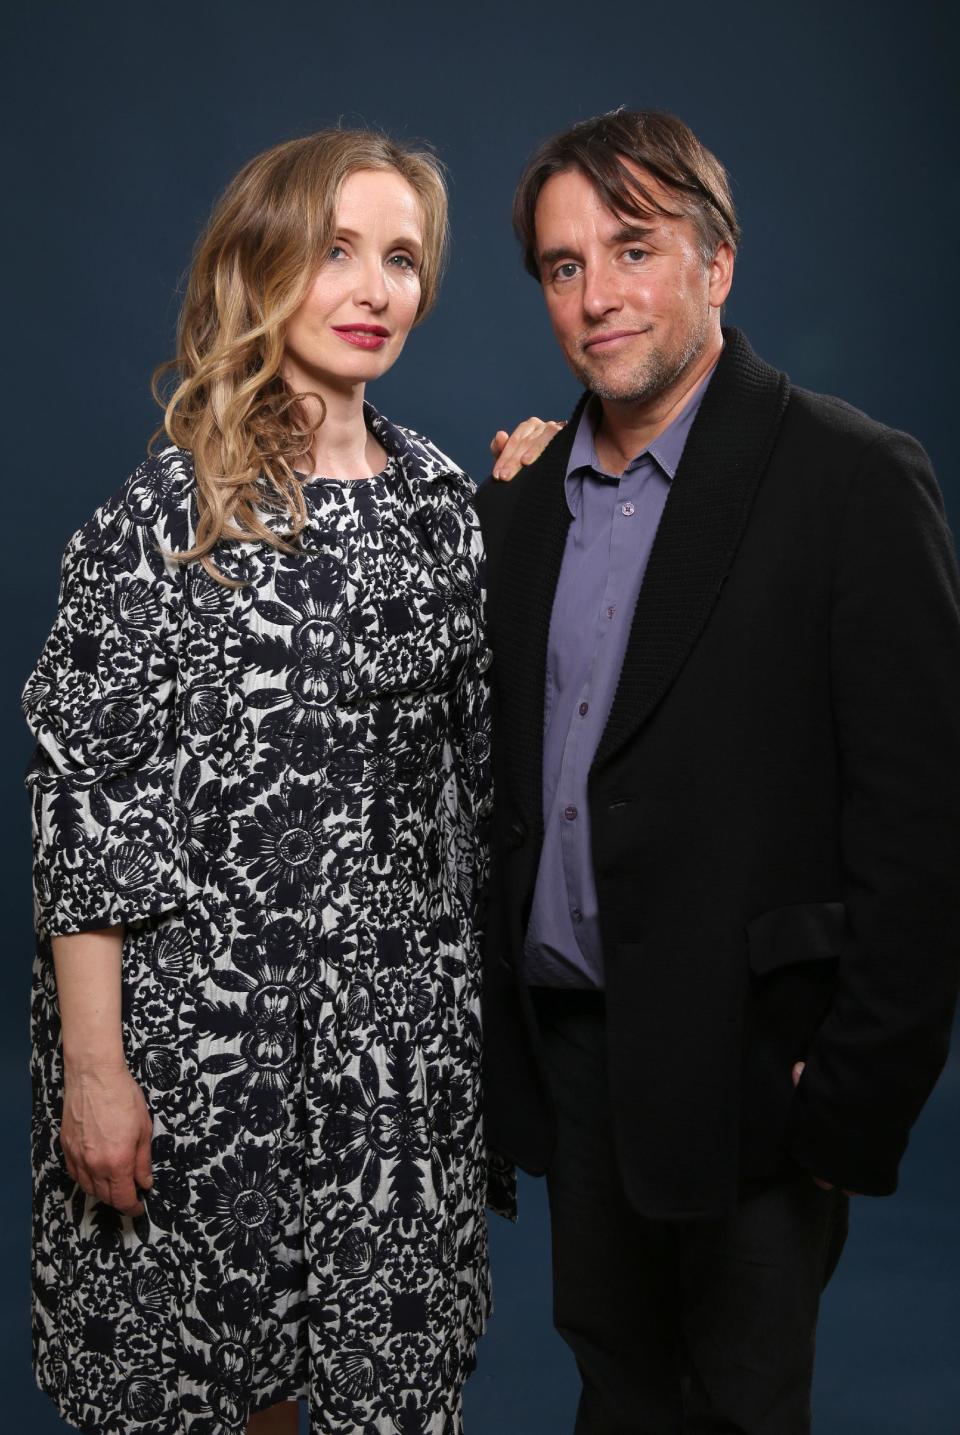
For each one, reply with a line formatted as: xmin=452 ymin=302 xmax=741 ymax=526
xmin=152 ymin=129 xmax=448 ymax=582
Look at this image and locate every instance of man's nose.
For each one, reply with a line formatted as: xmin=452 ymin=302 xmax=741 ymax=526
xmin=581 ymin=267 xmax=622 ymax=320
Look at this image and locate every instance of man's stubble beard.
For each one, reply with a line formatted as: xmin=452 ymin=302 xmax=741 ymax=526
xmin=568 ymin=311 xmax=710 ymax=406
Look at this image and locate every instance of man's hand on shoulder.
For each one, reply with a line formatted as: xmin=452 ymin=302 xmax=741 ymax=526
xmin=490 ymin=417 xmax=565 ymax=480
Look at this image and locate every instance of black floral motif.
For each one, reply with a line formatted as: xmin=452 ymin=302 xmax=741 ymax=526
xmin=195 ymin=1147 xmax=278 ymax=1270
xmin=25 ymin=411 xmax=493 ymax=1435
xmin=235 ymin=781 xmax=325 ymax=908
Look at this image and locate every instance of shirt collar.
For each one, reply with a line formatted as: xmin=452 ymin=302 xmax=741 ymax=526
xmin=564 ymin=360 xmax=718 ymax=511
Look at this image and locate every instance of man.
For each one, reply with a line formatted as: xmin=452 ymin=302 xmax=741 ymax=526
xmin=475 ymin=109 xmax=960 ymax=1434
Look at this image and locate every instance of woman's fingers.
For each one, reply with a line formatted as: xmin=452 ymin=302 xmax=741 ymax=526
xmin=103 ymin=1171 xmax=145 ymax=1218
xmin=494 ymin=418 xmax=543 ymax=479
xmin=134 ymin=1121 xmax=154 ymax=1193
xmin=489 ymin=429 xmax=510 ymax=457
xmin=492 ymin=418 xmax=565 ymax=480
xmin=70 ymin=1156 xmax=147 ymax=1216
xmin=58 ymin=1072 xmax=153 ymax=1215
xmin=521 ymin=419 xmax=565 ymax=465
xmin=71 ymin=1154 xmax=91 ymax=1198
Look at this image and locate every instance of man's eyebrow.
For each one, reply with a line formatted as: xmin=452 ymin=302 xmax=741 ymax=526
xmin=538 ymin=223 xmax=661 ymax=268
xmin=608 ymin=223 xmax=659 ymax=244
xmin=538 ymin=245 xmax=582 ymax=268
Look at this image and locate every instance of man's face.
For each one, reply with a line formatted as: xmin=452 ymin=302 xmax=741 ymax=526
xmin=533 ymin=163 xmax=733 ymax=405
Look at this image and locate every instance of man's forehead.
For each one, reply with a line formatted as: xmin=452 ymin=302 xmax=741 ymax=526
xmin=535 ymin=160 xmax=681 ymax=234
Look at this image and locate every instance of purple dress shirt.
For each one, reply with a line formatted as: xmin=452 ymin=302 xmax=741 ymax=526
xmin=524 ymin=373 xmax=714 ymax=988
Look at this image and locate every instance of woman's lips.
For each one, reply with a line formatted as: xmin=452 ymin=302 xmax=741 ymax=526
xmin=332 ymin=325 xmax=389 ymax=350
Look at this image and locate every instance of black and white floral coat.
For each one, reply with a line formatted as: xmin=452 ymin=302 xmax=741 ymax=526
xmin=24 ymin=407 xmax=501 ymax=1435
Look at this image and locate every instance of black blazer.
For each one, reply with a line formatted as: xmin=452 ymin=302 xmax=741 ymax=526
xmin=474 ymin=328 xmax=960 ymax=1219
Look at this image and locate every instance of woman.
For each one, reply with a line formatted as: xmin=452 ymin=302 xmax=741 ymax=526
xmin=24 ymin=130 xmax=551 ymax=1435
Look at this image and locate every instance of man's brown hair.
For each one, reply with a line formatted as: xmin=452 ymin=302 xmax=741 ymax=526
xmin=513 ymin=108 xmax=740 ymax=280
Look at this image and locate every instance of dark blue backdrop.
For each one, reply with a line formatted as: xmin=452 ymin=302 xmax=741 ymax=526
xmin=4 ymin=2 xmax=958 ymax=1430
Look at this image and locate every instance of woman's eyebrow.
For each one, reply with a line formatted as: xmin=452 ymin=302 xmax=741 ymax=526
xmin=335 ymin=225 xmax=423 ymax=251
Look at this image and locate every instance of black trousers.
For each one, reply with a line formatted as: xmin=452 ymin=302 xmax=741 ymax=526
xmin=531 ymin=988 xmax=849 ymax=1435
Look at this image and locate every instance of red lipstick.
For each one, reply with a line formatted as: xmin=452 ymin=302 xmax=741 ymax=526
xmin=332 ymin=324 xmax=390 ymax=350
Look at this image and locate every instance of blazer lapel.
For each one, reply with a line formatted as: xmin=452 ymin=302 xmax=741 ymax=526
xmin=592 ymin=328 xmax=791 ymax=769
xmin=491 ymin=394 xmax=589 ymax=830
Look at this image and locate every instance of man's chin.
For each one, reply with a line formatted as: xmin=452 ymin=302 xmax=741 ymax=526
xmin=570 ymin=339 xmax=705 ymax=407
xmin=572 ymin=366 xmax=662 ymax=406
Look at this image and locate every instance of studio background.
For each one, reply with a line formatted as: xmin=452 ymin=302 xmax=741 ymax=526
xmin=3 ymin=2 xmax=957 ymax=1431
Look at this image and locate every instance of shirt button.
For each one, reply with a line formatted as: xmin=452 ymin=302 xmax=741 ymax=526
xmin=564 ymin=805 xmax=578 ymax=821
xmin=571 ymin=908 xmax=583 ymax=924
xmin=606 ymin=605 xmax=616 ymax=620
xmin=579 ymin=701 xmax=589 ymax=716
xmin=621 ymin=501 xmax=636 ymax=517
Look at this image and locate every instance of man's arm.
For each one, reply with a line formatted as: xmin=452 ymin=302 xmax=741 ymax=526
xmin=786 ymin=429 xmax=960 ymax=1195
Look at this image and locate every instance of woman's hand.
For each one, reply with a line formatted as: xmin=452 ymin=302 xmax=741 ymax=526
xmin=52 ymin=926 xmax=151 ymax=1214
xmin=60 ymin=1063 xmax=154 ymax=1216
xmin=490 ymin=417 xmax=565 ymax=480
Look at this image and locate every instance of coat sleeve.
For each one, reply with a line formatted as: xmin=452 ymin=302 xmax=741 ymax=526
xmin=446 ymin=503 xmax=493 ymax=942
xmin=785 ymin=430 xmax=960 ymax=1195
xmin=23 ymin=474 xmax=185 ymax=937
xmin=449 ymin=503 xmax=519 ymax=1220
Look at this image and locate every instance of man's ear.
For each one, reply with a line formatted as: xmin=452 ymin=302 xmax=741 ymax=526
xmin=708 ymin=241 xmax=735 ymax=309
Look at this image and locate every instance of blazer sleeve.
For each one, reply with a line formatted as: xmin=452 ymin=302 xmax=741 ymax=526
xmin=785 ymin=429 xmax=960 ymax=1194
xmin=23 ymin=476 xmax=185 ymax=937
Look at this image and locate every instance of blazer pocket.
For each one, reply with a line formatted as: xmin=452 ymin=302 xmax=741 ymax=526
xmin=746 ymin=901 xmax=846 ymax=976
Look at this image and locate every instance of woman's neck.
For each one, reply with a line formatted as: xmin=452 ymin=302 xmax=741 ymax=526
xmin=290 ymin=373 xmax=385 ymax=480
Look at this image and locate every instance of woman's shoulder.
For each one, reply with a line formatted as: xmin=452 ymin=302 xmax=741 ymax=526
xmin=69 ymin=446 xmax=197 ymax=559
xmin=394 ymin=423 xmax=471 ymax=487
xmin=367 ymin=405 xmax=473 ymax=498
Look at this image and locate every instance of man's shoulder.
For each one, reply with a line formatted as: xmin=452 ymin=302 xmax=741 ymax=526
xmin=785 ymin=384 xmax=903 ymax=451
xmin=776 ymin=385 xmax=937 ymax=498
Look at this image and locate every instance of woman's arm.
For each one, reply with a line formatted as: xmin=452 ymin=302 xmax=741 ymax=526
xmin=53 ymin=927 xmax=153 ymax=1217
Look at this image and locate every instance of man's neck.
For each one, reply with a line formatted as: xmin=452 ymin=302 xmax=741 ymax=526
xmin=594 ymin=330 xmax=723 ymax=476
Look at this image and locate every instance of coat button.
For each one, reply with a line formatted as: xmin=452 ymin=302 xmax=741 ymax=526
xmin=477 ymin=647 xmax=493 ymax=673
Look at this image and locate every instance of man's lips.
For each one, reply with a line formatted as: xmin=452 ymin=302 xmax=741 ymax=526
xmin=332 ymin=324 xmax=390 ymax=350
xmin=583 ymin=327 xmax=649 ymax=352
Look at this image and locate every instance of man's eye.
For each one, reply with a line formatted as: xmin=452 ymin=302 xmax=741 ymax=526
xmin=553 ymin=263 xmax=579 ymax=281
xmin=624 ymin=248 xmax=648 ymax=262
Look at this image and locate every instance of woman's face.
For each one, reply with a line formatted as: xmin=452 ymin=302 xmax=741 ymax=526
xmin=283 ymin=168 xmax=425 ymax=396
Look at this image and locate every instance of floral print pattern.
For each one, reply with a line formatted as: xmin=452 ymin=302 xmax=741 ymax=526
xmin=24 ymin=407 xmax=493 ymax=1434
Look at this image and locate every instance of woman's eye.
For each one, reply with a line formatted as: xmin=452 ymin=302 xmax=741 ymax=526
xmin=329 ymin=244 xmax=346 ymax=260
xmin=388 ymin=254 xmax=416 ymax=271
